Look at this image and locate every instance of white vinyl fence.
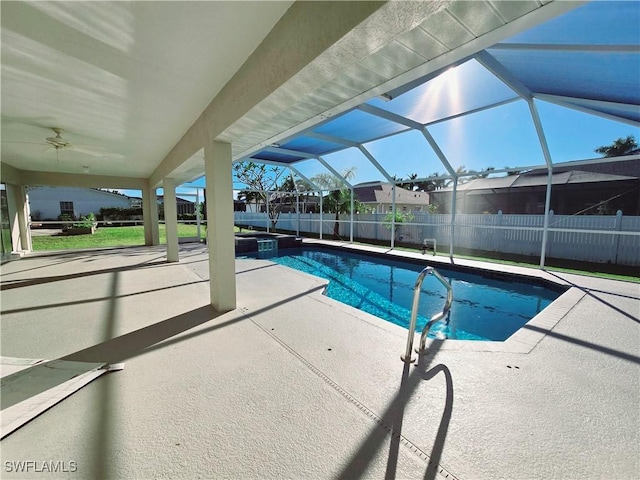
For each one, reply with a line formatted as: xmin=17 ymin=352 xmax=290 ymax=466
xmin=235 ymin=211 xmax=640 ymax=266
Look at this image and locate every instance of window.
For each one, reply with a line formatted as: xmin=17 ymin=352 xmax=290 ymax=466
xmin=60 ymin=201 xmax=74 ymax=217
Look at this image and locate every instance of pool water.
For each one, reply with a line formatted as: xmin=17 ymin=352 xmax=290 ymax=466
xmin=244 ymin=247 xmax=563 ymax=341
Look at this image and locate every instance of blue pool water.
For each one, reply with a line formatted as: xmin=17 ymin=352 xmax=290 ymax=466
xmin=244 ymin=247 xmax=563 ymax=341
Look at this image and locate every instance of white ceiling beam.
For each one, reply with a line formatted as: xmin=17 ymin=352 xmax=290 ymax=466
xmin=305 ymin=131 xmax=360 ymax=148
xmin=357 ymin=103 xmax=457 ymax=178
xmin=232 ymin=158 xmax=289 ymax=169
xmin=262 ymin=146 xmax=317 ymax=159
xmin=426 ymin=97 xmax=521 ymax=127
xmin=420 ymin=128 xmax=457 ymax=178
xmin=357 ymin=145 xmax=394 ymax=184
xmin=317 ymin=156 xmax=352 ymax=190
xmin=475 ymin=50 xmax=533 ymax=99
xmin=19 ymin=171 xmax=146 ymax=190
xmin=288 ymin=165 xmax=322 ymax=193
xmin=489 ymin=43 xmax=640 ymax=53
xmin=535 ymin=94 xmax=640 ymax=127
xmin=357 ymin=103 xmax=424 ymax=130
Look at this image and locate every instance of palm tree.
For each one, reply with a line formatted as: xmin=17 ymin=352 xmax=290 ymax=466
xmin=311 ymin=167 xmax=357 ymax=237
xmin=594 ymin=135 xmax=638 ymax=157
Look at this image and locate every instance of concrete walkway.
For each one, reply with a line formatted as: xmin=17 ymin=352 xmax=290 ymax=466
xmin=1 ymin=243 xmax=638 ymax=479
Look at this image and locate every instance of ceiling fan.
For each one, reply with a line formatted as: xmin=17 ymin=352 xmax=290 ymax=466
xmin=42 ymin=127 xmax=106 ymax=157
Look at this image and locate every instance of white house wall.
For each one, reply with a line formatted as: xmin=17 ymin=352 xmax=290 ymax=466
xmin=28 ymin=187 xmax=132 ymax=220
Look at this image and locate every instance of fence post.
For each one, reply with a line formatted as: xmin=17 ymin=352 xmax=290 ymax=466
xmin=496 ymin=210 xmax=503 ymax=253
xmin=546 ymin=210 xmax=554 ymax=260
xmin=614 ymin=209 xmax=623 ymax=265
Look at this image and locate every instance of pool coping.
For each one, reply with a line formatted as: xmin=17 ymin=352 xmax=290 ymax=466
xmin=276 ymin=239 xmax=587 ymax=354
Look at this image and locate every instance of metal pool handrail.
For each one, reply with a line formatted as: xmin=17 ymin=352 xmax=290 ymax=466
xmin=401 ymin=266 xmax=453 ymax=363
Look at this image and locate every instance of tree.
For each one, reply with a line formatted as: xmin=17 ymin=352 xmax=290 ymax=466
xmin=311 ymin=167 xmax=360 ymax=237
xmin=395 ymin=172 xmax=419 ymax=191
xmin=594 ymin=135 xmax=638 ymax=157
xmin=422 ymin=172 xmax=447 ymax=191
xmin=383 ymin=210 xmax=414 ymax=242
xmin=472 ymin=166 xmax=495 ymax=180
xmin=397 ymin=172 xmax=446 ymax=192
xmin=445 ymin=166 xmax=469 ymax=186
xmin=233 ymin=162 xmax=287 ymax=230
xmin=237 ymin=189 xmax=260 ymax=213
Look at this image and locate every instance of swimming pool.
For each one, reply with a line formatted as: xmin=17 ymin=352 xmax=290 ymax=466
xmin=244 ymin=247 xmax=564 ymax=341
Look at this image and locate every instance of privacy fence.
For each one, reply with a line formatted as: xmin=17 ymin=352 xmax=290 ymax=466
xmin=234 ymin=211 xmax=640 ymax=267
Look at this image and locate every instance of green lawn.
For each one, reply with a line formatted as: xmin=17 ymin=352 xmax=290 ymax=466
xmin=32 ymin=225 xmax=207 ymax=251
xmin=386 ymin=244 xmax=640 ymax=283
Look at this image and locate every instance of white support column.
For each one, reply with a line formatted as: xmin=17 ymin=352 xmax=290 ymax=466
xmin=143 ymin=185 xmax=159 ymax=246
xmin=266 ymin=190 xmax=270 ymax=233
xmin=6 ymin=184 xmax=31 ymax=253
xmin=319 ymin=192 xmax=323 ymax=239
xmin=296 ymin=191 xmax=300 ymax=236
xmin=196 ymin=189 xmax=202 ymax=242
xmin=204 ymin=140 xmax=236 ymax=312
xmin=349 ymin=187 xmax=354 ymax=242
xmin=163 ymin=178 xmax=179 ymax=262
xmin=391 ymin=184 xmax=397 ymax=249
xmin=450 ymin=178 xmax=459 ymax=259
xmin=529 ymin=100 xmax=554 ymax=269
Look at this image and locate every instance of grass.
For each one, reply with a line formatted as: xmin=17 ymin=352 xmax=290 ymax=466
xmin=32 ymin=225 xmax=207 ymax=251
xmin=387 ymin=245 xmax=640 ymax=283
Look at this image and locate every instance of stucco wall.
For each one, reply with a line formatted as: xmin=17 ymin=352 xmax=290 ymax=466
xmin=27 ymin=187 xmax=132 ymax=220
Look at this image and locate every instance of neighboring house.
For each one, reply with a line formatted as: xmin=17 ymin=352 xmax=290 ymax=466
xmin=156 ymin=195 xmax=196 ymax=216
xmin=352 ymin=182 xmax=431 ymax=214
xmin=27 ymin=187 xmax=135 ymax=220
xmin=265 ymin=192 xmax=320 ymax=214
xmin=429 ymin=160 xmax=640 ymax=215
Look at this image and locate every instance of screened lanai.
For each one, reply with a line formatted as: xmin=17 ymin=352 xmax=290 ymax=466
xmin=231 ymin=0 xmax=640 ymax=270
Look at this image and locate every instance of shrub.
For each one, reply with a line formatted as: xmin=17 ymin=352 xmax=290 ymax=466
xmin=74 ymin=212 xmax=96 ymax=228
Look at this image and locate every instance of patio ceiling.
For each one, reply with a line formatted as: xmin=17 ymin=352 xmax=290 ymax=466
xmin=3 ymin=1 xmax=636 ymax=190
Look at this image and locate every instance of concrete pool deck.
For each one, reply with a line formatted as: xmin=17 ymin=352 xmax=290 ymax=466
xmin=1 ymin=242 xmax=638 ymax=479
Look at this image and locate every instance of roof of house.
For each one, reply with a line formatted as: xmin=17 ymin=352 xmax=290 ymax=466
xmin=26 ymin=186 xmax=134 ymax=201
xmin=354 ymin=183 xmax=430 ymax=205
xmin=156 ymin=195 xmax=194 ymax=204
xmin=524 ymin=158 xmax=640 ymax=178
xmin=434 ymin=169 xmax=638 ymax=194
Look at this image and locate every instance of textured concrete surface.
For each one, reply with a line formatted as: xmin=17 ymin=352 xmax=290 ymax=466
xmin=1 ymin=243 xmax=638 ymax=479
